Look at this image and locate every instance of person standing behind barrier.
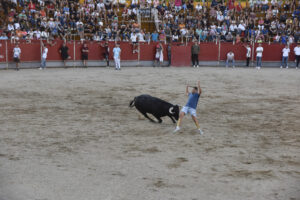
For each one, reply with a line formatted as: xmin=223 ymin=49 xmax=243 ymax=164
xmin=13 ymin=44 xmax=21 ymax=71
xmin=40 ymin=43 xmax=48 ymax=70
xmin=155 ymin=42 xmax=163 ymax=67
xmin=293 ymin=42 xmax=300 ymax=69
xmin=243 ymin=44 xmax=251 ymax=67
xmin=256 ymin=43 xmax=263 ymax=69
xmin=167 ymin=43 xmax=171 ymax=66
xmin=59 ymin=41 xmax=69 ymax=68
xmin=101 ymin=42 xmax=110 ymax=67
xmin=281 ymin=45 xmax=290 ymax=69
xmin=81 ymin=42 xmax=89 ymax=68
xmin=130 ymin=32 xmax=138 ymax=54
xmin=191 ymin=41 xmax=200 ymax=68
xmin=226 ymin=51 xmax=235 ymax=68
xmin=113 ymin=43 xmax=121 ymax=70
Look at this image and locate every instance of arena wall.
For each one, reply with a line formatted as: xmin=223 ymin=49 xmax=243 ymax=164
xmin=0 ymin=40 xmax=297 ymax=69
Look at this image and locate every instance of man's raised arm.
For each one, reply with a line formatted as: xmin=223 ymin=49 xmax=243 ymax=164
xmin=198 ymin=81 xmax=202 ymax=95
xmin=186 ymin=85 xmax=189 ymax=96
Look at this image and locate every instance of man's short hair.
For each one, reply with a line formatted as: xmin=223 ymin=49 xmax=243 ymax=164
xmin=193 ymin=87 xmax=198 ymax=90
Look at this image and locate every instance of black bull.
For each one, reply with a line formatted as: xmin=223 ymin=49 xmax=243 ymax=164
xmin=129 ymin=95 xmax=179 ymax=123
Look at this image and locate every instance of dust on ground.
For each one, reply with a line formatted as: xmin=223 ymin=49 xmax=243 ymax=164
xmin=0 ymin=67 xmax=299 ymax=200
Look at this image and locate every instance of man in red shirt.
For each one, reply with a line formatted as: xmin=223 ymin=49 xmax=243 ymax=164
xmin=28 ymin=1 xmax=36 ymax=13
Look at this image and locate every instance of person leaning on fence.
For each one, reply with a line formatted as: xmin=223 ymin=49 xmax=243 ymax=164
xmin=256 ymin=43 xmax=264 ymax=69
xmin=226 ymin=51 xmax=235 ymax=68
xmin=130 ymin=32 xmax=138 ymax=54
xmin=243 ymin=44 xmax=251 ymax=67
xmin=167 ymin=43 xmax=171 ymax=67
xmin=101 ymin=42 xmax=110 ymax=67
xmin=40 ymin=42 xmax=48 ymax=70
xmin=81 ymin=42 xmax=89 ymax=68
xmin=13 ymin=44 xmax=21 ymax=71
xmin=281 ymin=45 xmax=290 ymax=69
xmin=59 ymin=41 xmax=69 ymax=68
xmin=191 ymin=41 xmax=200 ymax=68
xmin=293 ymin=42 xmax=300 ymax=69
xmin=155 ymin=42 xmax=164 ymax=67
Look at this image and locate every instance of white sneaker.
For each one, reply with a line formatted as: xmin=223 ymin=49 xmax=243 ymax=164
xmin=280 ymin=66 xmax=283 ymax=68
xmin=257 ymin=67 xmax=261 ymax=70
xmin=197 ymin=65 xmax=199 ymax=68
xmin=173 ymin=126 xmax=180 ymax=133
xmin=193 ymin=65 xmax=195 ymax=68
xmin=198 ymin=129 xmax=204 ymax=135
xmin=286 ymin=66 xmax=288 ymax=69
xmin=39 ymin=67 xmax=42 ymax=70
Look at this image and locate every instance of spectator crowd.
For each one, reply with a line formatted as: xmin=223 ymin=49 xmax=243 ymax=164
xmin=0 ymin=0 xmax=300 ymax=45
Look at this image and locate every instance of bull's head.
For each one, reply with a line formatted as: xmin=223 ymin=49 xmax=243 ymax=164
xmin=169 ymin=105 xmax=179 ymax=120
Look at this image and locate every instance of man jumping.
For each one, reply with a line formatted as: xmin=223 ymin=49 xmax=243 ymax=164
xmin=174 ymin=81 xmax=203 ymax=135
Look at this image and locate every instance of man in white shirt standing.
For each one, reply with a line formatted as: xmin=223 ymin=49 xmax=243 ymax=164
xmin=226 ymin=51 xmax=235 ymax=68
xmin=130 ymin=32 xmax=138 ymax=53
xmin=281 ymin=45 xmax=290 ymax=69
xmin=40 ymin=42 xmax=48 ymax=70
xmin=113 ymin=43 xmax=121 ymax=70
xmin=293 ymin=42 xmax=300 ymax=69
xmin=256 ymin=43 xmax=264 ymax=69
xmin=13 ymin=44 xmax=21 ymax=71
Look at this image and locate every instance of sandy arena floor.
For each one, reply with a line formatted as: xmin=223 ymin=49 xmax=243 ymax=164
xmin=0 ymin=67 xmax=299 ymax=200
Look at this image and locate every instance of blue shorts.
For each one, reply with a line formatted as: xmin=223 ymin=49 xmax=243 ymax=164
xmin=181 ymin=106 xmax=197 ymax=117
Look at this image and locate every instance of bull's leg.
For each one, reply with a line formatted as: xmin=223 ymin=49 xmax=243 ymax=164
xmin=169 ymin=115 xmax=176 ymax=124
xmin=153 ymin=115 xmax=162 ymax=123
xmin=141 ymin=112 xmax=155 ymax=123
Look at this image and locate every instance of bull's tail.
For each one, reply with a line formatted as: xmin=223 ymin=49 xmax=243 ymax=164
xmin=129 ymin=97 xmax=136 ymax=108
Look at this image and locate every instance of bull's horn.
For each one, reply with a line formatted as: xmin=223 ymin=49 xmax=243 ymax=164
xmin=169 ymin=107 xmax=174 ymax=114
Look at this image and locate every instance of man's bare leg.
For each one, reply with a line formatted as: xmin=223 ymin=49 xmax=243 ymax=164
xmin=174 ymin=112 xmax=185 ymax=133
xmin=192 ymin=116 xmax=203 ymax=135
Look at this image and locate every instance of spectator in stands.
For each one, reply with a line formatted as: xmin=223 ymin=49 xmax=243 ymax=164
xmin=13 ymin=44 xmax=21 ymax=71
xmin=191 ymin=41 xmax=200 ymax=68
xmin=256 ymin=43 xmax=264 ymax=69
xmin=81 ymin=43 xmax=89 ymax=68
xmin=1 ymin=0 xmax=300 ymax=49
xmin=113 ymin=43 xmax=121 ymax=70
xmin=281 ymin=44 xmax=290 ymax=68
xmin=226 ymin=51 xmax=235 ymax=68
xmin=59 ymin=41 xmax=69 ymax=68
xmin=40 ymin=42 xmax=48 ymax=70
xmin=0 ymin=33 xmax=8 ymax=40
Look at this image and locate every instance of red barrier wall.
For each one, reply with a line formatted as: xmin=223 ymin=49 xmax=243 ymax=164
xmin=0 ymin=41 xmax=6 ymax=63
xmin=47 ymin=40 xmax=74 ymax=61
xmin=139 ymin=42 xmax=168 ymax=61
xmin=1 ymin=41 xmax=298 ymax=66
xmin=220 ymin=42 xmax=247 ymax=61
xmin=140 ymin=43 xmax=156 ymax=61
xmin=199 ymin=43 xmax=219 ymax=61
xmin=253 ymin=43 xmax=296 ymax=61
xmin=171 ymin=44 xmax=191 ymax=66
xmin=7 ymin=40 xmax=41 ymax=62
